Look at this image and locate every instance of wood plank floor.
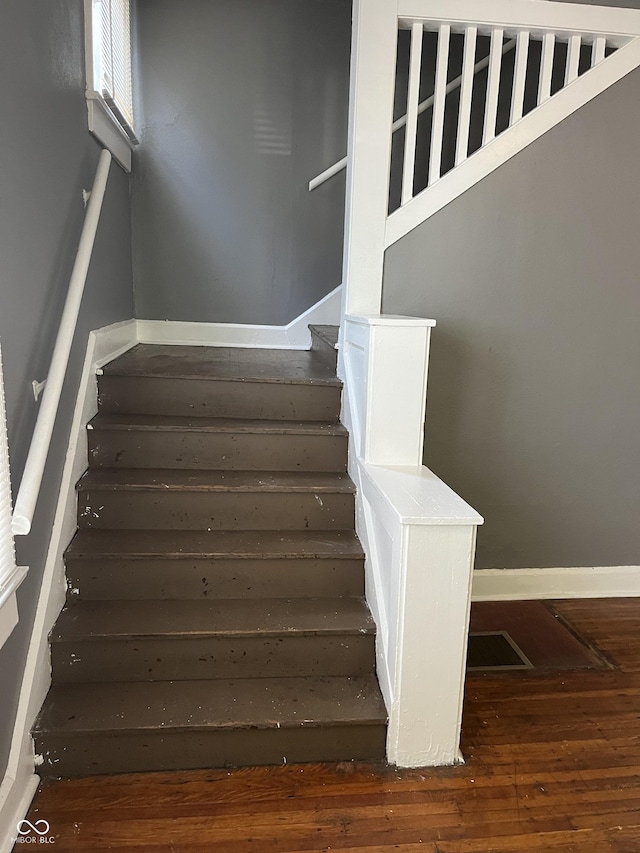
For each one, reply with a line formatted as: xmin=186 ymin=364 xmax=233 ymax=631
xmin=23 ymin=599 xmax=640 ymax=852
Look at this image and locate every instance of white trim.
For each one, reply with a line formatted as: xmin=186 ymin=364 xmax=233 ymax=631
xmin=341 ymin=0 xmax=399 ymax=316
xmin=341 ymin=313 xmax=482 ymax=767
xmin=0 ymin=566 xmax=28 ymax=651
xmin=0 ymin=745 xmax=39 ymax=853
xmin=364 ymin=465 xmax=483 ymax=526
xmin=385 ymin=36 xmax=640 ymax=247
xmin=136 ymin=286 xmax=342 ymax=349
xmin=0 ymin=320 xmax=137 ymax=844
xmin=472 ymin=565 xmax=640 ymax=601
xmin=84 ymin=0 xmax=136 ymax=171
xmin=86 ymin=96 xmax=132 ymax=173
xmin=397 ymin=0 xmax=640 ymax=42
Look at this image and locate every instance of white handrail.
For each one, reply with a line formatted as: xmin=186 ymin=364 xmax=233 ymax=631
xmin=11 ymin=149 xmax=113 ymax=536
xmin=309 ymin=37 xmax=516 ymax=191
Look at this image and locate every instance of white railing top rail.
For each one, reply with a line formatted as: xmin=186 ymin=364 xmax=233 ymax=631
xmin=397 ymin=0 xmax=640 ymax=43
xmin=11 ymin=149 xmax=113 ymax=536
xmin=309 ymin=37 xmax=516 ymax=192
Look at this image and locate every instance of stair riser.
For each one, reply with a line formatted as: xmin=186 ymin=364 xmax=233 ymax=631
xmin=66 ymin=558 xmax=365 ymax=600
xmin=77 ymin=491 xmax=355 ymax=531
xmin=98 ymin=376 xmax=342 ymax=421
xmin=88 ymin=430 xmax=347 ymax=472
xmin=310 ymin=332 xmax=338 ymax=372
xmin=36 ymin=724 xmax=387 ymax=778
xmin=51 ymin=635 xmax=375 ymax=683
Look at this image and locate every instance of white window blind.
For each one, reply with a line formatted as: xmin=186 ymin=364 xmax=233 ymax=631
xmin=96 ymin=0 xmax=135 ymax=137
xmin=0 ymin=344 xmax=17 ymax=602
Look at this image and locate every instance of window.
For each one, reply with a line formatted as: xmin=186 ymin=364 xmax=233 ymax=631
xmin=0 ymin=343 xmax=25 ymax=650
xmin=85 ymin=0 xmax=137 ymax=172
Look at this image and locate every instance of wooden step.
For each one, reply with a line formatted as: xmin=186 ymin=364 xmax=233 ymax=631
xmin=87 ymin=413 xmax=348 ymax=472
xmin=51 ymin=598 xmax=375 ymax=682
xmin=98 ymin=345 xmax=342 ymax=421
xmin=34 ymin=675 xmax=387 ymax=777
xmin=309 ymin=324 xmax=339 ymax=372
xmin=65 ymin=529 xmax=365 ymax=600
xmin=77 ymin=469 xmax=355 ymax=531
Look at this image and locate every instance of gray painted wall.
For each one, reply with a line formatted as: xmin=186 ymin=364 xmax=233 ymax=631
xmin=0 ymin=1 xmax=134 ymax=780
xmin=132 ymin=0 xmax=351 ymax=325
xmin=383 ymin=67 xmax=640 ymax=570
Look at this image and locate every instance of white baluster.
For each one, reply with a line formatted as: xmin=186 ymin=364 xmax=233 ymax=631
xmin=538 ymin=32 xmax=555 ymax=104
xmin=402 ymin=22 xmax=424 ymax=206
xmin=483 ymin=28 xmax=504 ymax=145
xmin=428 ymin=23 xmax=451 ymax=186
xmin=455 ymin=26 xmax=478 ymax=167
xmin=565 ymin=34 xmax=581 ymax=83
xmin=510 ymin=30 xmax=530 ymax=123
xmin=592 ymin=36 xmax=606 ymax=66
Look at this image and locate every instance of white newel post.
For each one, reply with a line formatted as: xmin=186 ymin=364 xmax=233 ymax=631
xmin=344 ymin=314 xmax=436 ymax=465
xmin=341 ymin=0 xmax=399 ymax=319
xmin=343 ymin=315 xmax=483 ymax=766
xmin=388 ymin=521 xmax=479 ymax=766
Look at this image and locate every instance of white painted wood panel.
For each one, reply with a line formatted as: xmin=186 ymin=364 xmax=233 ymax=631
xmin=341 ymin=0 xmax=399 ymax=316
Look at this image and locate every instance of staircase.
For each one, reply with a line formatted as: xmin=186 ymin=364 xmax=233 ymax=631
xmin=33 ymin=327 xmax=386 ymax=777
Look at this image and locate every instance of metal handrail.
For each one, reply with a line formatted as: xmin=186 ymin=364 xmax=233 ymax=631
xmin=11 ymin=149 xmax=113 ymax=536
xmin=309 ymin=37 xmax=516 ymax=191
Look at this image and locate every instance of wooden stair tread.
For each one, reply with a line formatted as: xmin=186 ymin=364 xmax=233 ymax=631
xmin=66 ymin=529 xmax=364 ymax=559
xmin=52 ymin=598 xmax=375 ymax=640
xmin=34 ymin=675 xmax=387 ymax=734
xmin=77 ymin=468 xmax=355 ymax=492
xmin=103 ymin=344 xmax=341 ymax=386
xmin=89 ymin=412 xmax=347 ymax=436
xmin=309 ymin=324 xmax=339 ymax=348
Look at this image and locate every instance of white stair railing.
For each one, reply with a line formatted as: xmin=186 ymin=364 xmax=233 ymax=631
xmin=332 ymin=0 xmax=640 ymax=768
xmin=12 ymin=149 xmax=112 ymax=536
xmin=308 ymin=37 xmax=517 ymax=192
xmin=338 ymin=0 xmax=640 ymax=317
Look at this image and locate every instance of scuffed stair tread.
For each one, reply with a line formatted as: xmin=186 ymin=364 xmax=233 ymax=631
xmin=66 ymin=529 xmax=364 ymax=559
xmin=103 ymin=344 xmax=341 ymax=385
xmin=52 ymin=597 xmax=375 ymax=640
xmin=77 ymin=468 xmax=355 ymax=492
xmin=89 ymin=412 xmax=347 ymax=436
xmin=35 ymin=675 xmax=386 ymax=734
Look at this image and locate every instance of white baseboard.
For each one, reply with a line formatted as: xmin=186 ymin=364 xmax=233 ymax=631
xmin=0 ymin=319 xmax=137 ymax=840
xmin=0 ymin=735 xmax=39 ymax=853
xmin=472 ymin=565 xmax=640 ymax=601
xmin=136 ymin=286 xmax=342 ymax=349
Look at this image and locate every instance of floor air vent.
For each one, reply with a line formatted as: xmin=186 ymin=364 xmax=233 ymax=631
xmin=467 ymin=631 xmax=533 ymax=671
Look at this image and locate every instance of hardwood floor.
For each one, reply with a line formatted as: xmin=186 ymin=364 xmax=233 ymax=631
xmin=23 ymin=599 xmax=640 ymax=852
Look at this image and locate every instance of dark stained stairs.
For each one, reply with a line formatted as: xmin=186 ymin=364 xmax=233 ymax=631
xmin=33 ymin=327 xmax=387 ymax=777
